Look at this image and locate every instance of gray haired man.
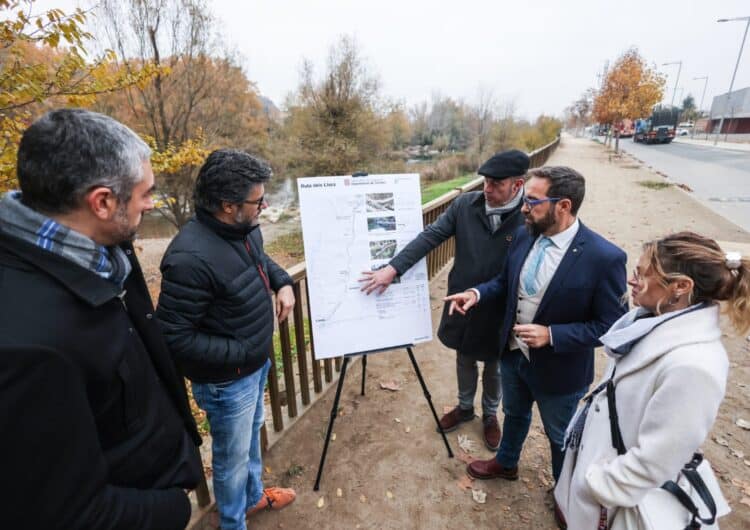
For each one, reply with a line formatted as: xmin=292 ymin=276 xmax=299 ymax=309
xmin=0 ymin=108 xmax=202 ymax=529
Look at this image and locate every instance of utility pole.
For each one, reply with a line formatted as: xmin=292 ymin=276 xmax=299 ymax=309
xmin=662 ymin=61 xmax=682 ymax=107
xmin=692 ymin=76 xmax=708 ymax=138
xmin=715 ymin=16 xmax=750 ymax=145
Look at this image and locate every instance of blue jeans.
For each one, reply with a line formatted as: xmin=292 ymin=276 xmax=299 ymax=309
xmin=495 ymin=349 xmax=586 ymax=481
xmin=192 ymin=360 xmax=271 ymax=530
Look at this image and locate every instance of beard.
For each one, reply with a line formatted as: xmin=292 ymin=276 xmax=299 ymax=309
xmin=525 ymin=207 xmax=556 ymax=238
xmin=112 ymin=202 xmax=139 ymax=243
xmin=233 ymin=208 xmax=259 ymax=231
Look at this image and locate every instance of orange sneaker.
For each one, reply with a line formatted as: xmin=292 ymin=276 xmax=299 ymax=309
xmin=247 ymin=487 xmax=296 ymax=516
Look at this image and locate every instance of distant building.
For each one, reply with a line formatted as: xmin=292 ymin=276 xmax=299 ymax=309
xmin=708 ymin=86 xmax=750 ymax=134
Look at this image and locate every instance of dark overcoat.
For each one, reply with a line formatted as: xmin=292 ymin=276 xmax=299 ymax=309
xmin=389 ymin=191 xmax=524 ymax=360
xmin=0 ymin=232 xmax=201 ymax=529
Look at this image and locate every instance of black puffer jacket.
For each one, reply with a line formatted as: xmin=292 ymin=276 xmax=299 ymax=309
xmin=157 ymin=211 xmax=292 ymax=383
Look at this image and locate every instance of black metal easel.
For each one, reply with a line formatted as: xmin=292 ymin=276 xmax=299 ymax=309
xmin=313 ymin=346 xmax=453 ymax=491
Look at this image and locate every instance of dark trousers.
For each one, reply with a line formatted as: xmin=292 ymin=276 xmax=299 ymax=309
xmin=495 ymin=348 xmax=586 ymax=481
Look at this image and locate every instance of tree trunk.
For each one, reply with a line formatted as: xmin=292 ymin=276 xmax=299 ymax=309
xmin=614 ymin=126 xmax=620 ymax=153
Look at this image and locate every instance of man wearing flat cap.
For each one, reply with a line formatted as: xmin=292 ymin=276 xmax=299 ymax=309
xmin=360 ymin=149 xmax=529 ymax=450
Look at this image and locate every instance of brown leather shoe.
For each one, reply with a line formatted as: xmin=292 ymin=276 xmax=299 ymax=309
xmin=438 ymin=406 xmax=474 ymax=432
xmin=482 ymin=415 xmax=501 ymax=451
xmin=466 ymin=457 xmax=518 ymax=480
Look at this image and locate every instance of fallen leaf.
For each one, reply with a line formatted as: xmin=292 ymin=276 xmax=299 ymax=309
xmin=379 ymin=380 xmax=401 ymax=391
xmin=394 ymin=418 xmax=401 ymax=423
xmin=405 ymin=426 xmax=411 ymax=433
xmin=264 ymin=466 xmax=272 ymax=473
xmin=359 ymin=494 xmax=367 ymax=503
xmin=741 ymin=497 xmax=750 ymax=508
xmin=714 ymin=436 xmax=730 ymax=447
xmin=331 ymin=433 xmax=337 ymax=441
xmin=736 ymin=418 xmax=750 ymax=430
xmin=386 ymin=491 xmax=393 ymax=499
xmin=316 ymin=497 xmax=325 ymax=509
xmin=336 ymin=488 xmax=342 ymax=497
xmin=471 ymin=489 xmax=487 ymax=504
xmin=456 ymin=451 xmax=476 ymax=464
xmin=457 ymin=475 xmax=474 ymax=490
xmin=458 ymin=434 xmax=477 ymax=453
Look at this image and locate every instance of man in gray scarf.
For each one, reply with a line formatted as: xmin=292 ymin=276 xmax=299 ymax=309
xmin=360 ymin=150 xmax=528 ymax=451
xmin=0 ymin=109 xmax=202 ymax=529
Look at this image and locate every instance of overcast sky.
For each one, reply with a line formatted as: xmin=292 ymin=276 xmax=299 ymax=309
xmin=31 ymin=0 xmax=750 ymax=119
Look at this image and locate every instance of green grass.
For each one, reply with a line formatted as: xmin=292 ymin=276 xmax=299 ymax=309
xmin=637 ymin=180 xmax=672 ymax=190
xmin=265 ymin=230 xmax=304 ymax=264
xmin=421 ymin=174 xmax=477 ymax=203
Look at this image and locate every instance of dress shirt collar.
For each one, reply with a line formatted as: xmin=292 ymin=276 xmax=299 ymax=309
xmin=544 ymin=217 xmax=579 ymax=249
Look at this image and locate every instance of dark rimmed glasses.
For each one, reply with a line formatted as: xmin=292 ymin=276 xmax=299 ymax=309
xmin=243 ymin=195 xmax=266 ymax=208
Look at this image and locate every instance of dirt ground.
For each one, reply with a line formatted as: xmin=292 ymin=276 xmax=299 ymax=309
xmin=241 ymin=136 xmax=750 ymax=529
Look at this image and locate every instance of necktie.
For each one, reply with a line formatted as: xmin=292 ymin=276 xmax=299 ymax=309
xmin=521 ymin=237 xmax=553 ymax=295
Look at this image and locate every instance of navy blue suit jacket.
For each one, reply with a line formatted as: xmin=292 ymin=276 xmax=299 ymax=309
xmin=475 ymin=222 xmax=628 ymax=394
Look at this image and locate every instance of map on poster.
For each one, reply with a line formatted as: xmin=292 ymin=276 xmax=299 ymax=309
xmin=297 ymin=173 xmax=433 ymax=359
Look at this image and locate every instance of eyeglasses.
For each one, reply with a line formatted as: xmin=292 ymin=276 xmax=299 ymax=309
xmin=243 ymin=195 xmax=266 ymax=208
xmin=523 ymin=196 xmax=561 ymax=208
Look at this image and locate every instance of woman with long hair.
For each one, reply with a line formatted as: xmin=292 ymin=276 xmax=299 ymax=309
xmin=554 ymin=231 xmax=750 ymax=529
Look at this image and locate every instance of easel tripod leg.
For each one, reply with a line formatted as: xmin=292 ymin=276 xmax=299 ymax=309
xmin=361 ymin=355 xmax=367 ymax=396
xmin=406 ymin=347 xmax=454 ymax=458
xmin=313 ymin=356 xmax=350 ymax=491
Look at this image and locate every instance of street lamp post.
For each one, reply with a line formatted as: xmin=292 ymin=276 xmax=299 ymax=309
xmin=663 ymin=61 xmax=682 ymax=107
xmin=715 ymin=16 xmax=750 ymax=145
xmin=692 ymin=76 xmax=709 ymax=138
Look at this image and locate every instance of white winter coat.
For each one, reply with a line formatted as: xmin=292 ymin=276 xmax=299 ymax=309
xmin=554 ymin=304 xmax=729 ymax=529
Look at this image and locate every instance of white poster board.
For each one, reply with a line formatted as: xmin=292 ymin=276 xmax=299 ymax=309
xmin=297 ymin=173 xmax=433 ymax=359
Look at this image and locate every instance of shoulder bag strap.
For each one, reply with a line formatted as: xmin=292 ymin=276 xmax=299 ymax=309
xmin=605 ymin=371 xmax=627 ymax=455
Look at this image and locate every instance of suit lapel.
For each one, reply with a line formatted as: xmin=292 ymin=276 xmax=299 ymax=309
xmin=535 ymin=225 xmax=588 ymax=318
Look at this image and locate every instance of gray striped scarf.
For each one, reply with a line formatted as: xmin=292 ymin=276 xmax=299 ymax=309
xmin=0 ymin=191 xmax=132 ymax=286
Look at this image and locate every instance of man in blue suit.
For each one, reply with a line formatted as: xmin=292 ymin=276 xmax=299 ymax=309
xmin=445 ymin=166 xmax=627 ymax=483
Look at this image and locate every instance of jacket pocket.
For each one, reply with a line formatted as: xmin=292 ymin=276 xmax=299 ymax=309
xmin=117 ymin=358 xmax=144 ymax=432
xmin=93 ymin=358 xmax=144 ymax=448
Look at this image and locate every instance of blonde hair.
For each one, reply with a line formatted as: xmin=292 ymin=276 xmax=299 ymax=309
xmin=641 ymin=232 xmax=750 ymax=335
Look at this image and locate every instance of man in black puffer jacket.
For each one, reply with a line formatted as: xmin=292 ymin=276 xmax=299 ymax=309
xmin=157 ymin=150 xmax=296 ymax=530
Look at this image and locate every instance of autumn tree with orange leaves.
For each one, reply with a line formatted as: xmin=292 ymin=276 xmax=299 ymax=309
xmin=0 ymin=0 xmax=158 ymax=191
xmin=593 ymin=49 xmax=665 ymax=153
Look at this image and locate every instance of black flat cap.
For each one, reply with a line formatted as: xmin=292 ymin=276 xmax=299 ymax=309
xmin=477 ymin=149 xmax=530 ymax=179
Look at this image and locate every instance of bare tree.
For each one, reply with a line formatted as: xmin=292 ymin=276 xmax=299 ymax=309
xmin=283 ymin=35 xmax=389 ymax=177
xmin=95 ymin=0 xmax=267 ymax=226
xmin=469 ymin=86 xmax=495 ymax=159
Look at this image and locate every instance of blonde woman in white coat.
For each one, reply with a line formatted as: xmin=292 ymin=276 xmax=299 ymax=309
xmin=554 ymin=232 xmax=750 ymax=530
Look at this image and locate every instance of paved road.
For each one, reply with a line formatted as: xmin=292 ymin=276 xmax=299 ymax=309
xmin=614 ymin=137 xmax=750 ymax=232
